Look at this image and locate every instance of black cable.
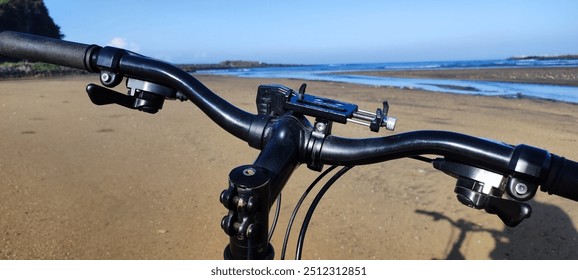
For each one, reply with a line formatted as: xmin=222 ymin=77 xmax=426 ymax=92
xmin=410 ymin=155 xmax=434 ymax=163
xmin=288 ymin=156 xmax=430 ymax=259
xmin=268 ymin=192 xmax=281 ymax=243
xmin=295 ymin=165 xmax=353 ymax=260
xmin=280 ymin=165 xmax=339 ymax=260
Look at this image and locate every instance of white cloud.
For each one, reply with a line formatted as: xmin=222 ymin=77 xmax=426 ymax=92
xmin=107 ymin=37 xmax=140 ymax=52
xmin=108 ymin=37 xmax=127 ymax=48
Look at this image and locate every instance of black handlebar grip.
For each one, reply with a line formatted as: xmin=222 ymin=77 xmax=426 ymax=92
xmin=0 ymin=31 xmax=100 ymax=72
xmin=542 ymin=154 xmax=578 ymax=201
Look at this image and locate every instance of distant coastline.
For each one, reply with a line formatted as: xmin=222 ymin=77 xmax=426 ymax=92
xmin=508 ymin=54 xmax=578 ymax=60
xmin=0 ymin=60 xmax=297 ymax=79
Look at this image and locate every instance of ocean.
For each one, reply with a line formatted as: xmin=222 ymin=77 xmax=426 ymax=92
xmin=197 ymin=59 xmax=578 ymax=104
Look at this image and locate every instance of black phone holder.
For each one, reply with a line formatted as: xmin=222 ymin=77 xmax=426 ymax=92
xmin=256 ymin=83 xmax=397 ymax=133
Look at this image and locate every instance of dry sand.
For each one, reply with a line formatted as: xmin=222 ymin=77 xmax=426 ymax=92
xmin=1 ymin=69 xmax=578 ymax=260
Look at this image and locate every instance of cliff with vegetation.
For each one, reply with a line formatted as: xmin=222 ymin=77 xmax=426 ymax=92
xmin=0 ymin=0 xmax=62 ymax=38
xmin=0 ymin=0 xmax=75 ymax=77
xmin=0 ymin=0 xmax=64 ymax=70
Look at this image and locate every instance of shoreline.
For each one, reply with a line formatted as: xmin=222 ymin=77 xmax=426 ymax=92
xmin=3 ymin=64 xmax=577 ymax=87
xmin=3 ymin=66 xmax=577 ymax=105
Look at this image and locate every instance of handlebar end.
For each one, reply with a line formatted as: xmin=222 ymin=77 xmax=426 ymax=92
xmin=543 ymin=154 xmax=578 ymax=201
xmin=0 ymin=31 xmax=100 ymax=71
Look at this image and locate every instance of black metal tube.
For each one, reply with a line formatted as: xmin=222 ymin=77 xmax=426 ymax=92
xmin=224 ymin=165 xmax=274 ymax=260
xmin=117 ymin=55 xmax=257 ymax=142
xmin=319 ymin=130 xmax=514 ymax=173
xmin=253 ymin=115 xmax=308 ymax=208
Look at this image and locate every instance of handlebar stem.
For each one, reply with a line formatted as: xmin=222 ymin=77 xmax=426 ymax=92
xmin=254 ymin=114 xmax=313 ymax=207
xmin=221 ymin=114 xmax=313 ymax=259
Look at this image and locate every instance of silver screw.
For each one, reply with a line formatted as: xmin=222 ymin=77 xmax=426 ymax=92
xmin=101 ymin=73 xmax=111 ymax=82
xmin=315 ymin=122 xmax=326 ymax=132
xmin=515 ymin=183 xmax=528 ymax=195
xmin=242 ymin=167 xmax=256 ymax=176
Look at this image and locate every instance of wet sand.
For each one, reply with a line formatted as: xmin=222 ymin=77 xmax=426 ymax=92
xmin=1 ymin=70 xmax=578 ymax=260
xmin=348 ymin=66 xmax=578 ymax=86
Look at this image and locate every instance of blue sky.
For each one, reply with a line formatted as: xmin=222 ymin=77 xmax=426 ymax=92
xmin=43 ymin=0 xmax=578 ymax=64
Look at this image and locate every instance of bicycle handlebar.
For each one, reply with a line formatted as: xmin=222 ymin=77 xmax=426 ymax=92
xmin=1 ymin=31 xmax=577 ymax=203
xmin=320 ymin=131 xmax=578 ymax=202
xmin=320 ymin=131 xmax=512 ymax=168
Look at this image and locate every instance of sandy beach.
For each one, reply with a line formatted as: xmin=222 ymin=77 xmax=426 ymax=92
xmin=1 ymin=67 xmax=578 ymax=260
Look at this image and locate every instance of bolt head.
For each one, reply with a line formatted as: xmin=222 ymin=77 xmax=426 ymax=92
xmin=515 ymin=183 xmax=528 ymax=195
xmin=242 ymin=167 xmax=256 ymax=176
xmin=101 ymin=73 xmax=111 ymax=82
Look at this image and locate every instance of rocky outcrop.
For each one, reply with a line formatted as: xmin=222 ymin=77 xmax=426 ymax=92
xmin=0 ymin=62 xmax=89 ymax=78
xmin=509 ymin=54 xmax=578 ymax=60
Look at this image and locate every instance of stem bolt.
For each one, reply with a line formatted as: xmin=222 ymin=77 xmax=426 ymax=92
xmin=242 ymin=167 xmax=256 ymax=176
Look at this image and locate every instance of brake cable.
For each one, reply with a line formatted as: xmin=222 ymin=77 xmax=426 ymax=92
xmin=280 ymin=165 xmax=339 ymax=260
xmin=268 ymin=193 xmax=281 ymax=243
xmin=281 ymin=157 xmax=433 ymax=259
xmin=289 ymin=157 xmax=431 ymax=259
xmin=295 ymin=165 xmax=354 ymax=260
